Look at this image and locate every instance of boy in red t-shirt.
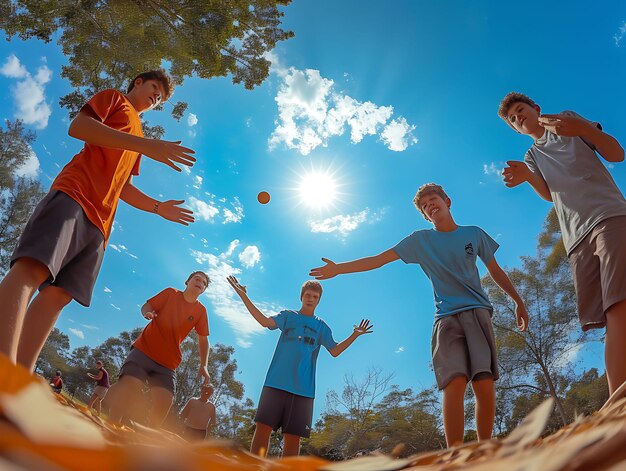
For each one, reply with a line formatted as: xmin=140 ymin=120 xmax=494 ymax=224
xmin=105 ymin=271 xmax=211 ymax=427
xmin=0 ymin=69 xmax=196 ymax=370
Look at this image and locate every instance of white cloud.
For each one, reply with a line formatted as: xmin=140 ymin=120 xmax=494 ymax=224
xmin=554 ymin=342 xmax=584 ymax=369
xmin=268 ymin=63 xmax=417 ymax=155
xmin=483 ymin=162 xmax=503 ymax=177
xmin=108 ymin=243 xmax=138 ymax=259
xmin=193 ymin=175 xmax=203 ymax=189
xmin=223 ymin=197 xmax=244 ymax=224
xmin=80 ymin=324 xmax=99 ymax=331
xmin=188 ymin=196 xmax=219 ymax=222
xmin=14 ymin=147 xmax=40 ymax=178
xmin=0 ymin=54 xmax=52 ymax=129
xmin=615 ymin=21 xmax=626 ymax=46
xmin=111 ymin=304 xmax=121 ymax=311
xmin=104 ymin=287 xmax=112 ymax=293
xmin=381 ymin=117 xmax=418 ymax=152
xmin=309 ymin=208 xmax=385 ymax=238
xmin=187 ymin=113 xmax=198 ymax=126
xmin=191 ymin=242 xmax=277 ymax=347
xmin=69 ymin=328 xmax=84 ymax=339
xmin=239 ymin=245 xmax=261 ymax=268
xmin=395 ymin=346 xmax=405 ymax=353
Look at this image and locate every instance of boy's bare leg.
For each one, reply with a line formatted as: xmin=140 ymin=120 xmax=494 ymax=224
xmin=105 ymin=375 xmax=145 ymax=424
xmin=17 ymin=285 xmax=72 ymax=370
xmin=149 ymin=386 xmax=173 ymax=427
xmin=251 ymin=422 xmax=273 ymax=456
xmin=88 ymin=394 xmax=101 ymax=415
xmin=442 ymin=376 xmax=467 ymax=447
xmin=283 ymin=434 xmax=301 ymax=456
xmin=0 ymin=258 xmax=50 ymax=362
xmin=471 ymin=376 xmax=495 ymax=441
xmin=605 ymin=299 xmax=626 ymax=395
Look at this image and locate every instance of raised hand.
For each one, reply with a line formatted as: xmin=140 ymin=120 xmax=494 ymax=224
xmin=143 ymin=310 xmax=157 ymax=320
xmin=142 ymin=139 xmax=196 ymax=172
xmin=502 ymin=161 xmax=532 ymax=188
xmin=227 ymin=275 xmax=248 ymax=297
xmin=353 ymin=319 xmax=374 ymax=336
xmin=157 ymin=200 xmax=195 ymax=226
xmin=310 ymin=258 xmax=338 ymax=280
xmin=538 ymin=114 xmax=589 ymax=137
xmin=516 ymin=303 xmax=529 ymax=332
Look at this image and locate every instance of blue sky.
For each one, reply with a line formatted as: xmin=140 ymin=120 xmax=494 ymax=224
xmin=1 ymin=1 xmax=625 ymax=420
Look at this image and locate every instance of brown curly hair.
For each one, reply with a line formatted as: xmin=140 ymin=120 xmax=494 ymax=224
xmin=127 ymin=69 xmax=174 ymax=101
xmin=498 ymin=92 xmax=538 ymax=124
xmin=413 ymin=183 xmax=450 ymax=219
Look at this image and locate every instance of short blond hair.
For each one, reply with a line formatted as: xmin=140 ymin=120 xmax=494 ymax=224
xmin=300 ymin=280 xmax=323 ymax=300
xmin=413 ymin=183 xmax=449 ymax=219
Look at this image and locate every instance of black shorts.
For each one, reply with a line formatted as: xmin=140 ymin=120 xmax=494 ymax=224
xmin=11 ymin=190 xmax=105 ymax=306
xmin=119 ymin=348 xmax=176 ymax=394
xmin=255 ymin=386 xmax=314 ymax=438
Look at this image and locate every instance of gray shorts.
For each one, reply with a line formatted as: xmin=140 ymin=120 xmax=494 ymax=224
xmin=93 ymin=385 xmax=109 ymax=399
xmin=431 ymin=308 xmax=499 ymax=390
xmin=255 ymin=386 xmax=314 ymax=438
xmin=569 ymin=216 xmax=626 ymax=331
xmin=119 ymin=348 xmax=176 ymax=394
xmin=10 ymin=190 xmax=105 ymax=307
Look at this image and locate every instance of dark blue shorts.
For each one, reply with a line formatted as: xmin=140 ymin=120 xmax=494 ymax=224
xmin=255 ymin=386 xmax=314 ymax=438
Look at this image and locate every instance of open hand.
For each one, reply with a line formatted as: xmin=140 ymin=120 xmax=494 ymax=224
xmin=353 ymin=319 xmax=374 ymax=336
xmin=515 ymin=303 xmax=529 ymax=332
xmin=143 ymin=310 xmax=157 ymax=320
xmin=538 ymin=114 xmax=589 ymax=137
xmin=158 ymin=200 xmax=195 ymax=226
xmin=502 ymin=161 xmax=532 ymax=188
xmin=143 ymin=139 xmax=196 ymax=172
xmin=227 ymin=275 xmax=247 ymax=297
xmin=310 ymin=258 xmax=338 ymax=280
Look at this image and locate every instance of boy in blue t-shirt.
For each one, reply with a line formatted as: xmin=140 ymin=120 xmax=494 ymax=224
xmin=310 ymin=183 xmax=528 ymax=447
xmin=227 ymin=276 xmax=373 ymax=457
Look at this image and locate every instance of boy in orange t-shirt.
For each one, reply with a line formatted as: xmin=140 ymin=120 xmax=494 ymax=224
xmin=0 ymin=69 xmax=197 ymax=370
xmin=106 ymin=271 xmax=211 ymax=427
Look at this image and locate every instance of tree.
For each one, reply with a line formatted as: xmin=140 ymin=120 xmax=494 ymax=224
xmin=35 ymin=327 xmax=70 ymax=377
xmin=0 ymin=120 xmax=45 ymax=274
xmin=484 ymin=209 xmax=600 ymax=427
xmin=90 ymin=327 xmax=143 ymax=380
xmin=0 ymin=0 xmax=294 ymax=126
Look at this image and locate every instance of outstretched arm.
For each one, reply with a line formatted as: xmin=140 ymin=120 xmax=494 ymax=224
xmin=486 ymin=258 xmax=529 ymax=331
xmin=538 ymin=114 xmax=624 ymax=163
xmin=502 ymin=161 xmax=552 ymax=202
xmin=329 ymin=319 xmax=374 ymax=357
xmin=226 ymin=276 xmax=277 ymax=329
xmin=120 ymin=178 xmax=195 ymax=226
xmin=68 ymin=111 xmax=197 ymax=171
xmin=310 ymin=249 xmax=400 ymax=280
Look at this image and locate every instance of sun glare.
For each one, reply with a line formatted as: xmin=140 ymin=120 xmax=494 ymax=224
xmin=298 ymin=170 xmax=338 ymax=209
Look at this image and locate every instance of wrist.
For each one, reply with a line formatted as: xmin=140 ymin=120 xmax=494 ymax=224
xmin=153 ymin=201 xmax=161 ymax=214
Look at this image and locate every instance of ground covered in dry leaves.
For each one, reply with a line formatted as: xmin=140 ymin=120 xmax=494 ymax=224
xmin=1 ymin=354 xmax=626 ymax=471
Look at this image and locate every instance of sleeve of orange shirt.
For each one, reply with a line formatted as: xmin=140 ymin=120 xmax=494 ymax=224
xmin=194 ymin=305 xmax=210 ymax=336
xmin=81 ymin=89 xmax=142 ymax=176
xmin=146 ymin=288 xmax=172 ymax=312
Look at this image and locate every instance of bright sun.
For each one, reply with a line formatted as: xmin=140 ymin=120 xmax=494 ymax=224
xmin=298 ymin=170 xmax=338 ymax=209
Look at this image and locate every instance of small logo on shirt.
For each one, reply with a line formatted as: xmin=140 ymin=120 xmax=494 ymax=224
xmin=465 ymin=243 xmax=474 ymax=257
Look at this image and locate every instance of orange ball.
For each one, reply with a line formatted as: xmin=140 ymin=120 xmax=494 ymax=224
xmin=257 ymin=191 xmax=271 ymax=204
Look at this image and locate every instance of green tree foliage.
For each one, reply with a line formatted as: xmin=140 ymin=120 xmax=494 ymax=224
xmin=305 ymin=368 xmax=444 ymax=460
xmin=0 ymin=120 xmax=45 ymax=274
xmin=35 ymin=327 xmax=70 ymax=377
xmin=0 ymin=0 xmax=294 ymax=125
xmin=484 ymin=210 xmax=601 ymax=428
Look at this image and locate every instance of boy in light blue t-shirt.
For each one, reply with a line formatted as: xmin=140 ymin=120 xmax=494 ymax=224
xmin=310 ymin=183 xmax=528 ymax=448
xmin=227 ymin=276 xmax=373 ymax=457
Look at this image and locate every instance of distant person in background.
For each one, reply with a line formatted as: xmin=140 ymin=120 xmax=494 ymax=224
xmin=87 ymin=360 xmax=110 ymax=416
xmin=50 ymin=370 xmax=63 ymax=394
xmin=180 ymin=383 xmax=216 ymax=441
